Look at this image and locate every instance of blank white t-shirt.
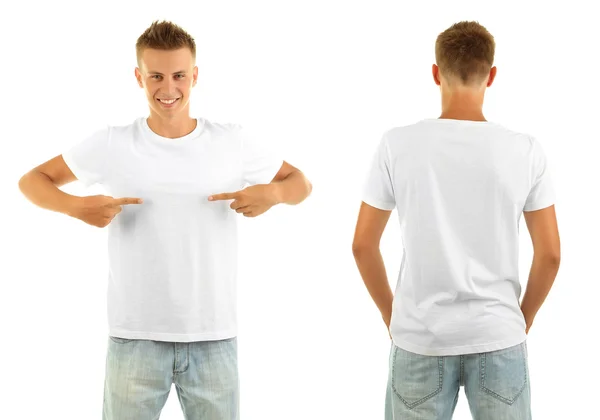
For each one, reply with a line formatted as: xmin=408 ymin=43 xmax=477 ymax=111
xmin=363 ymin=118 xmax=555 ymax=356
xmin=63 ymin=117 xmax=283 ymax=342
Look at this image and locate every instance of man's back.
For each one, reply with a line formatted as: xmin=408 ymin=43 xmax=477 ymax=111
xmin=363 ymin=118 xmax=555 ymax=356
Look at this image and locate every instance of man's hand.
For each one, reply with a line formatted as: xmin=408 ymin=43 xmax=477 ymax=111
xmin=522 ymin=308 xmax=535 ymax=335
xmin=208 ymin=184 xmax=279 ymax=217
xmin=71 ymin=195 xmax=143 ymax=228
xmin=383 ymin=314 xmax=392 ymax=339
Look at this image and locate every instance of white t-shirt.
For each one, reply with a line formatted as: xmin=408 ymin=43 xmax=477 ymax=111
xmin=63 ymin=117 xmax=283 ymax=342
xmin=363 ymin=118 xmax=555 ymax=356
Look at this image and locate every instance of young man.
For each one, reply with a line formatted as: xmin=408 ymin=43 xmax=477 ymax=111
xmin=18 ymin=21 xmax=311 ymax=419
xmin=352 ymin=21 xmax=560 ymax=420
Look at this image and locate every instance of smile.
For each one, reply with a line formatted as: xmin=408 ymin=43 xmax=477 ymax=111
xmin=157 ymin=98 xmax=180 ymax=104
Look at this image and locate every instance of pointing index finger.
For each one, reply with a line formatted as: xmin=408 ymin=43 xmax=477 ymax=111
xmin=208 ymin=192 xmax=238 ymax=201
xmin=113 ymin=197 xmax=144 ymax=206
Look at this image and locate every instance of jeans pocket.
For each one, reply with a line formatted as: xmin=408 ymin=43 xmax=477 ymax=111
xmin=109 ymin=336 xmax=134 ymax=344
xmin=391 ymin=345 xmax=444 ymax=409
xmin=480 ymin=342 xmax=528 ymax=404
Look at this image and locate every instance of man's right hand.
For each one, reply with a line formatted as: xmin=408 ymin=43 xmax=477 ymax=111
xmin=71 ymin=195 xmax=143 ymax=228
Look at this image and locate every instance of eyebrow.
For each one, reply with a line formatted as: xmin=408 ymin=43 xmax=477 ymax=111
xmin=148 ymin=70 xmax=187 ymax=75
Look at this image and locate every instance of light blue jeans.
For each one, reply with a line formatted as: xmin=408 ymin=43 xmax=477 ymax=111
xmin=385 ymin=341 xmax=531 ymax=420
xmin=103 ymin=336 xmax=239 ymax=420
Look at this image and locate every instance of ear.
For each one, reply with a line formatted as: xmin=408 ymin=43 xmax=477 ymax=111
xmin=487 ymin=66 xmax=497 ymax=87
xmin=432 ymin=64 xmax=441 ymax=86
xmin=192 ymin=66 xmax=199 ymax=87
xmin=134 ymin=68 xmax=144 ymax=88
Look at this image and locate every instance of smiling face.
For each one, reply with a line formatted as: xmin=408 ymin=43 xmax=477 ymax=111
xmin=135 ymin=47 xmax=198 ymax=120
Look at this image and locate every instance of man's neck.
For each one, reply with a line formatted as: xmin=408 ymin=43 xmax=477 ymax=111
xmin=439 ymin=110 xmax=487 ymax=122
xmin=147 ymin=113 xmax=197 ymax=139
xmin=439 ymin=89 xmax=487 ymax=122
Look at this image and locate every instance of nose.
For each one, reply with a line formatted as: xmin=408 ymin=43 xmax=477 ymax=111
xmin=163 ymin=78 xmax=178 ymax=96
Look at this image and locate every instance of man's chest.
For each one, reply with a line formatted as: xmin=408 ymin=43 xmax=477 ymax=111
xmin=105 ymin=147 xmax=243 ymax=196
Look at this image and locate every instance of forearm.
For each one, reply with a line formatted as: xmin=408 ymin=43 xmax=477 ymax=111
xmin=18 ymin=171 xmax=80 ymax=216
xmin=271 ymin=170 xmax=312 ymax=205
xmin=352 ymin=246 xmax=394 ymax=326
xmin=520 ymin=255 xmax=561 ymax=328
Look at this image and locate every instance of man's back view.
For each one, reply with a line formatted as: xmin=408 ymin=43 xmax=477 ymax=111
xmin=352 ymin=21 xmax=560 ymax=419
xmin=373 ymin=119 xmax=553 ymax=355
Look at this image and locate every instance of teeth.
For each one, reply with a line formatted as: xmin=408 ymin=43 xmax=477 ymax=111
xmin=159 ymin=98 xmax=177 ymax=104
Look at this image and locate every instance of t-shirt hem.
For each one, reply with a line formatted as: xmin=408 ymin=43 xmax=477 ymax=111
xmin=255 ymin=159 xmax=284 ymax=185
xmin=109 ymin=328 xmax=238 ymax=343
xmin=392 ymin=333 xmax=527 ymax=356
xmin=523 ymin=199 xmax=555 ymax=212
xmin=62 ymin=152 xmax=94 ymax=187
xmin=362 ymin=197 xmax=395 ymax=211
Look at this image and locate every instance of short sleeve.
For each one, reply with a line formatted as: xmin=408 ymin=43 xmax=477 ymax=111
xmin=523 ymin=138 xmax=555 ymax=212
xmin=62 ymin=126 xmax=110 ymax=187
xmin=362 ymin=134 xmax=396 ymax=211
xmin=240 ymin=128 xmax=284 ymax=186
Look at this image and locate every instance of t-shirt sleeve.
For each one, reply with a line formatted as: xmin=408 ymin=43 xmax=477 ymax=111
xmin=61 ymin=126 xmax=110 ymax=188
xmin=239 ymin=128 xmax=284 ymax=186
xmin=362 ymin=134 xmax=396 ymax=211
xmin=523 ymin=138 xmax=555 ymax=212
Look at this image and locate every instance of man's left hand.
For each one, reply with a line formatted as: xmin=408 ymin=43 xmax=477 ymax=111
xmin=209 ymin=184 xmax=279 ymax=217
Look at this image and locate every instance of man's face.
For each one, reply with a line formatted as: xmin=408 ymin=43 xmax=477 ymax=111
xmin=135 ymin=48 xmax=198 ymax=119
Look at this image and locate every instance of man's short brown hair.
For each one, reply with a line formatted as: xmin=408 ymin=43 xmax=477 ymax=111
xmin=136 ymin=20 xmax=196 ymax=63
xmin=435 ymin=21 xmax=495 ymax=86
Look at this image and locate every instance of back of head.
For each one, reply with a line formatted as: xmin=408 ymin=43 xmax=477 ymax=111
xmin=435 ymin=21 xmax=495 ymax=88
xmin=136 ymin=20 xmax=196 ymax=64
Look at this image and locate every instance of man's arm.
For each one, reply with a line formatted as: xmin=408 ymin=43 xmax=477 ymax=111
xmin=19 ymin=155 xmax=143 ymax=227
xmin=352 ymin=202 xmax=394 ymax=332
xmin=520 ymin=205 xmax=561 ymax=333
xmin=269 ymin=161 xmax=312 ymax=205
xmin=18 ymin=155 xmax=81 ymax=216
xmin=209 ymin=161 xmax=312 ymax=217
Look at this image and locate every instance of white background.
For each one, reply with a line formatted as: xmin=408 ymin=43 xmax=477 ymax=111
xmin=2 ymin=0 xmax=598 ymax=418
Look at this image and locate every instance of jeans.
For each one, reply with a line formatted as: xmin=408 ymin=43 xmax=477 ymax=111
xmin=385 ymin=341 xmax=531 ymax=420
xmin=103 ymin=336 xmax=239 ymax=420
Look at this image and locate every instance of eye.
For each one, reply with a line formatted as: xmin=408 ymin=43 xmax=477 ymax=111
xmin=175 ymin=74 xmax=185 ymax=79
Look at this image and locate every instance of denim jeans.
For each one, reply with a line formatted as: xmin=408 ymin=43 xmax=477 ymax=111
xmin=102 ymin=336 xmax=239 ymax=420
xmin=385 ymin=341 xmax=531 ymax=420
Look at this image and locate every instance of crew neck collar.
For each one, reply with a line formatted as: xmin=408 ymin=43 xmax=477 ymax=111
xmin=141 ymin=117 xmax=205 ymax=144
xmin=423 ymin=118 xmax=494 ymax=125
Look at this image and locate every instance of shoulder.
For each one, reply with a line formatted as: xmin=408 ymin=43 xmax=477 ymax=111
xmin=485 ymin=122 xmax=535 ymax=144
xmin=378 ymin=121 xmax=427 ymax=149
xmin=484 ymin=123 xmax=541 ymax=155
xmin=382 ymin=123 xmax=421 ymax=140
xmin=199 ymin=118 xmax=243 ymax=135
xmin=105 ymin=118 xmax=141 ymax=138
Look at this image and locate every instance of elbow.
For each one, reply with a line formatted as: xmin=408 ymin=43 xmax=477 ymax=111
xmin=536 ymin=251 xmax=561 ymax=267
xmin=546 ymin=253 xmax=561 ymax=266
xmin=18 ymin=172 xmax=30 ymax=193
xmin=352 ymin=240 xmax=376 ymax=258
xmin=300 ymin=172 xmax=312 ymax=197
